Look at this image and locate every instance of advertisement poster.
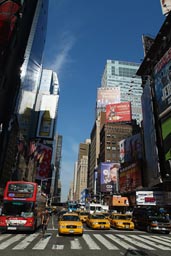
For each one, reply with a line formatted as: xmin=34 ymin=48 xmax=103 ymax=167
xmin=161 ymin=116 xmax=171 ymax=161
xmin=119 ymin=163 xmax=142 ymax=193
xmin=36 ymin=144 xmax=52 ymax=180
xmin=136 ymin=191 xmax=164 ymax=206
xmin=106 ymin=102 xmax=132 ymax=123
xmin=154 ymin=47 xmax=171 ymax=115
xmin=100 ymin=162 xmax=120 ymax=193
xmin=97 ymin=87 xmax=120 ymax=108
xmin=119 ymin=133 xmax=142 ymax=164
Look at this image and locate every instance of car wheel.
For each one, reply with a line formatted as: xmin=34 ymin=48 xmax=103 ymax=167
xmin=164 ymin=231 xmax=170 ymax=234
xmin=147 ymin=225 xmax=152 ymax=233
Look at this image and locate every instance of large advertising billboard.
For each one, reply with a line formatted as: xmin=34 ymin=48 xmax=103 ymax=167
xmin=106 ymin=102 xmax=132 ymax=123
xmin=154 ymin=47 xmax=171 ymax=115
xmin=36 ymin=94 xmax=59 ymax=139
xmin=119 ymin=163 xmax=142 ymax=193
xmin=119 ymin=133 xmax=142 ymax=164
xmin=161 ymin=115 xmax=171 ymax=161
xmin=35 ymin=143 xmax=52 ymax=180
xmin=99 ymin=162 xmax=120 ymax=193
xmin=97 ymin=87 xmax=120 ymax=108
xmin=136 ymin=191 xmax=165 ymax=206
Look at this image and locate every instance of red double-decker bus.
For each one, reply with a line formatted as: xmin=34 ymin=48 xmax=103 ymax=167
xmin=0 ymin=181 xmax=47 ymax=232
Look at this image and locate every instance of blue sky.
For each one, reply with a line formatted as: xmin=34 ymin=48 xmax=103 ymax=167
xmin=43 ymin=0 xmax=165 ymax=201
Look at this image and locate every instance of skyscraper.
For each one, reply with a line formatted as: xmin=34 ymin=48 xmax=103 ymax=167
xmin=100 ymin=60 xmax=143 ymax=124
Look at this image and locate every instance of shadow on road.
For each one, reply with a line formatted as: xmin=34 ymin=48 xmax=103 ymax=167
xmin=124 ymin=249 xmax=159 ymax=256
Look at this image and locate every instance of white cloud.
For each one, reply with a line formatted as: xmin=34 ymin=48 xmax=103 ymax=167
xmin=49 ymin=32 xmax=76 ymax=75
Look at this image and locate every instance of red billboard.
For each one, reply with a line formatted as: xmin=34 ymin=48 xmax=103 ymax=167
xmin=35 ymin=144 xmax=52 ymax=180
xmin=106 ymin=102 xmax=132 ymax=123
xmin=119 ymin=162 xmax=142 ymax=193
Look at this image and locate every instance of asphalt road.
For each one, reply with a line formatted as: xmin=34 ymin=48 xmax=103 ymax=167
xmin=0 ymin=215 xmax=171 ymax=256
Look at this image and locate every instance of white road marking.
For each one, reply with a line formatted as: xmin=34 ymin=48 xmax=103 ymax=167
xmin=32 ymin=235 xmax=51 ymax=250
xmin=70 ymin=238 xmax=82 ymax=249
xmin=140 ymin=235 xmax=171 ymax=247
xmin=83 ymin=234 xmax=101 ymax=250
xmin=12 ymin=233 xmax=40 ymax=249
xmin=52 ymin=244 xmax=64 ymax=250
xmin=93 ymin=234 xmax=118 ymax=250
xmin=117 ymin=234 xmax=155 ymax=250
xmin=0 ymin=234 xmax=25 ymax=249
xmin=130 ymin=235 xmax=171 ymax=250
xmin=105 ymin=234 xmax=136 ymax=250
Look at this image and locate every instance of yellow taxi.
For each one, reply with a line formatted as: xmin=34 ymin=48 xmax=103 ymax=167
xmin=78 ymin=211 xmax=89 ymax=222
xmin=58 ymin=212 xmax=84 ymax=236
xmin=86 ymin=212 xmax=110 ymax=230
xmin=109 ymin=213 xmax=134 ymax=230
xmin=101 ymin=211 xmax=110 ymax=219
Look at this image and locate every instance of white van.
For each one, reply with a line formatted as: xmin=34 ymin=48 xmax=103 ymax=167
xmin=85 ymin=203 xmax=103 ymax=214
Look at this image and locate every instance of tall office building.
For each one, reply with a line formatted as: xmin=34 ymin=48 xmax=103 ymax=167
xmin=100 ymin=60 xmax=143 ymax=124
xmin=0 ymin=0 xmax=49 ymax=188
xmin=16 ymin=0 xmax=49 ymax=139
xmin=75 ymin=139 xmax=91 ymax=202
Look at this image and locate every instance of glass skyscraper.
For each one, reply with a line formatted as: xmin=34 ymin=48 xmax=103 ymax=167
xmin=101 ymin=60 xmax=143 ymax=124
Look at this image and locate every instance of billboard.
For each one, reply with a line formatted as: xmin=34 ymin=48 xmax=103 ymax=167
xmin=106 ymin=102 xmax=132 ymax=123
xmin=119 ymin=133 xmax=142 ymax=164
xmin=97 ymin=87 xmax=120 ymax=108
xmin=35 ymin=143 xmax=52 ymax=180
xmin=160 ymin=0 xmax=171 ymax=15
xmin=112 ymin=196 xmax=129 ymax=206
xmin=161 ymin=116 xmax=171 ymax=161
xmin=99 ymin=162 xmax=120 ymax=193
xmin=36 ymin=94 xmax=59 ymax=139
xmin=136 ymin=191 xmax=165 ymax=206
xmin=119 ymin=163 xmax=142 ymax=193
xmin=154 ymin=47 xmax=171 ymax=115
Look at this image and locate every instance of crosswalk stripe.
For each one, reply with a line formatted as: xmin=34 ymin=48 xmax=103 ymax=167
xmin=0 ymin=234 xmax=25 ymax=249
xmin=151 ymin=235 xmax=171 ymax=242
xmin=93 ymin=234 xmax=118 ymax=250
xmin=70 ymin=238 xmax=82 ymax=249
xmin=83 ymin=234 xmax=101 ymax=250
xmin=32 ymin=235 xmax=51 ymax=250
xmin=12 ymin=233 xmax=40 ymax=250
xmin=129 ymin=235 xmax=171 ymax=250
xmin=116 ymin=234 xmax=155 ymax=250
xmin=0 ymin=234 xmax=11 ymax=242
xmin=0 ymin=232 xmax=171 ymax=251
xmin=139 ymin=235 xmax=171 ymax=247
xmin=105 ymin=234 xmax=136 ymax=250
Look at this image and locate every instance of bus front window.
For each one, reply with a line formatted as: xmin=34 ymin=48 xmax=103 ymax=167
xmin=2 ymin=201 xmax=34 ymax=217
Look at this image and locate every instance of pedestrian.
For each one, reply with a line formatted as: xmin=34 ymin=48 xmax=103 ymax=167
xmin=41 ymin=208 xmax=50 ymax=235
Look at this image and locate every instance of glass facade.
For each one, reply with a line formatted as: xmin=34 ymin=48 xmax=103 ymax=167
xmin=101 ymin=60 xmax=143 ymax=124
xmin=16 ymin=0 xmax=49 ymax=138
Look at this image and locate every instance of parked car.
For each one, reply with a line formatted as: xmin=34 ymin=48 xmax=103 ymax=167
xmin=86 ymin=212 xmax=110 ymax=230
xmin=58 ymin=212 xmax=84 ymax=236
xmin=132 ymin=207 xmax=171 ymax=234
xmin=109 ymin=213 xmax=134 ymax=230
